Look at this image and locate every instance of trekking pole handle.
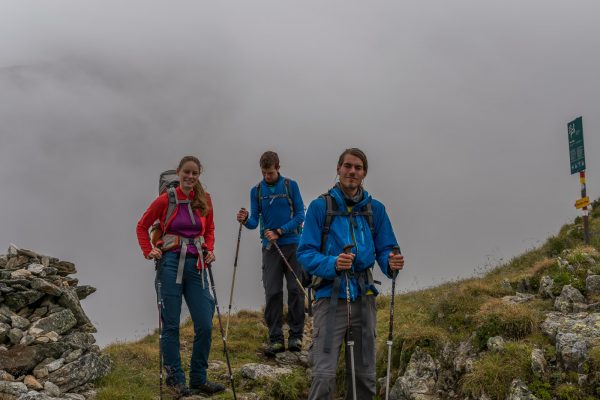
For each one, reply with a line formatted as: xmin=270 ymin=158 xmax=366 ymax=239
xmin=391 ymin=246 xmax=401 ymax=279
xmin=343 ymin=244 xmax=354 ymax=254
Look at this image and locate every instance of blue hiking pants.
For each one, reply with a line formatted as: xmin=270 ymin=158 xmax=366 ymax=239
xmin=155 ymin=252 xmax=215 ymax=387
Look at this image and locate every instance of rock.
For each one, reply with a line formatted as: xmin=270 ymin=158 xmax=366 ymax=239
xmin=539 ymin=276 xmax=554 ymax=298
xmin=0 ymin=381 xmax=28 ymax=397
xmin=20 ymin=334 xmax=36 ymax=346
xmin=8 ymin=244 xmax=19 ymax=256
xmin=61 ymin=276 xmax=79 ymax=287
xmin=45 ymin=358 xmax=65 ymax=373
xmin=23 ymin=375 xmax=43 ymax=390
xmin=487 ymin=336 xmax=505 ymax=352
xmin=389 ymin=347 xmax=440 ymax=400
xmin=33 ymin=366 xmax=49 ymax=379
xmin=35 ymin=331 xmax=59 ymax=344
xmin=274 ymin=350 xmax=309 ymax=367
xmin=5 ymin=255 xmax=29 ymax=270
xmin=501 ymin=292 xmax=535 ymax=305
xmin=11 ymin=315 xmax=30 ymax=330
xmin=18 ymin=391 xmax=62 ymax=400
xmin=3 ymin=290 xmax=44 ymax=311
xmin=77 ymin=389 xmax=97 ymax=399
xmin=8 ymin=328 xmax=24 ymax=345
xmin=29 ymin=309 xmax=77 ymax=336
xmin=57 ymin=289 xmax=94 ymax=330
xmin=63 ymin=394 xmax=86 ymax=400
xmin=30 ymin=278 xmax=63 ymax=297
xmin=554 ymin=285 xmax=586 ymax=313
xmin=47 ymin=353 xmax=111 ymax=392
xmin=64 ymin=349 xmax=83 ymax=364
xmin=453 ymin=334 xmax=477 ymax=373
xmin=0 ymin=322 xmax=10 ymax=343
xmin=73 ymin=286 xmax=96 ymax=300
xmin=531 ymin=348 xmax=546 ymax=377
xmin=506 ymin=379 xmax=539 ymax=399
xmin=0 ymin=342 xmax=69 ymax=376
xmin=240 ymin=363 xmax=292 ymax=380
xmin=52 ymin=261 xmax=76 ymax=277
xmin=26 ymin=264 xmax=46 ymax=275
xmin=0 ymin=370 xmax=15 ymax=381
xmin=586 ymin=275 xmax=600 ymax=295
xmin=10 ymin=269 xmax=32 ymax=279
xmin=29 ymin=307 xmax=48 ymax=322
xmin=43 ymin=381 xmax=61 ymax=397
xmin=501 ymin=279 xmax=512 ymax=290
xmin=541 ymin=312 xmax=600 ymax=372
xmin=62 ymin=332 xmax=96 ymax=350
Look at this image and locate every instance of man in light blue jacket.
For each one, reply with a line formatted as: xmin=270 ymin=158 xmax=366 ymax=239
xmin=298 ymin=148 xmax=404 ymax=400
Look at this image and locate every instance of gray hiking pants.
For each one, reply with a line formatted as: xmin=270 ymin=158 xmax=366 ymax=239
xmin=262 ymin=243 xmax=305 ymax=344
xmin=308 ymin=295 xmax=377 ymax=400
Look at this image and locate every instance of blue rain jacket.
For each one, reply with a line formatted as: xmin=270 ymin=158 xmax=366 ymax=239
xmin=244 ymin=175 xmax=305 ymax=248
xmin=297 ymin=185 xmax=399 ymax=300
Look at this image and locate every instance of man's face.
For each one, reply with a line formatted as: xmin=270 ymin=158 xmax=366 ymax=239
xmin=261 ymin=166 xmax=280 ymax=184
xmin=337 ymin=154 xmax=366 ymax=193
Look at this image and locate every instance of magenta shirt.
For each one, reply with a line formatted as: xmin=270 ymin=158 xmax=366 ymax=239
xmin=166 ymin=204 xmax=203 ymax=255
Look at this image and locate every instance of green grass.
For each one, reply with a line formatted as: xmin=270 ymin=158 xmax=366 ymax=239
xmin=461 ymin=342 xmax=532 ymax=400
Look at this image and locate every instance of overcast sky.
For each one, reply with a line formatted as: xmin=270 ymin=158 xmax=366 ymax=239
xmin=1 ymin=1 xmax=599 ymax=346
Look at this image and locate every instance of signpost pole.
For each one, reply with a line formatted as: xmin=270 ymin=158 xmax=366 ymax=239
xmin=580 ymin=171 xmax=590 ymax=244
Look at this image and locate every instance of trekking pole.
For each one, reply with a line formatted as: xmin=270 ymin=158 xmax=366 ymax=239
xmin=154 ymin=258 xmax=164 ymax=400
xmin=206 ymin=259 xmax=237 ymax=400
xmin=225 ymin=220 xmax=243 ymax=341
xmin=385 ymin=246 xmax=401 ymax=400
xmin=271 ymin=241 xmax=309 ymax=299
xmin=342 ymin=244 xmax=357 ymax=400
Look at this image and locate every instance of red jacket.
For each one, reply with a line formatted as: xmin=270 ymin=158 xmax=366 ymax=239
xmin=136 ymin=187 xmax=215 ymax=257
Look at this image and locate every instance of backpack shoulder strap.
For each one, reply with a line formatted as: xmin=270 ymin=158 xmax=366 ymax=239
xmin=164 ymin=187 xmax=179 ymax=228
xmin=284 ymin=178 xmax=294 ymax=217
xmin=255 ymin=182 xmax=262 ymax=215
xmin=364 ymin=200 xmax=375 ymax=236
xmin=320 ymin=193 xmax=339 ymax=253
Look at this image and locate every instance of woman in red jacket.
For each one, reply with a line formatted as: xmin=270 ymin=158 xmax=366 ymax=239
xmin=136 ymin=155 xmax=225 ymax=397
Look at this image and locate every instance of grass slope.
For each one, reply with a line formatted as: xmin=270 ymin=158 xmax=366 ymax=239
xmin=98 ymin=199 xmax=600 ymax=399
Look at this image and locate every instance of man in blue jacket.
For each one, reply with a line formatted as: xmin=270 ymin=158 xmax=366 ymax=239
xmin=298 ymin=148 xmax=404 ymax=400
xmin=237 ymin=151 xmax=306 ymax=356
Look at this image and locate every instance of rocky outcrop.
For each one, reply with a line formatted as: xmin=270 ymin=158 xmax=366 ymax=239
xmin=0 ymin=244 xmax=110 ymax=400
xmin=506 ymin=379 xmax=539 ymax=400
xmin=389 ymin=347 xmax=441 ymax=400
xmin=541 ymin=312 xmax=600 ymax=372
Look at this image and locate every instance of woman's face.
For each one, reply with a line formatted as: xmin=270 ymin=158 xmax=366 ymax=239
xmin=177 ymin=161 xmax=200 ymax=192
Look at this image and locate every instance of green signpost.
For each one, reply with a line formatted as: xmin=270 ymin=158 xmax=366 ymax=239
xmin=568 ymin=116 xmax=585 ymax=175
xmin=567 ymin=116 xmax=589 ymax=244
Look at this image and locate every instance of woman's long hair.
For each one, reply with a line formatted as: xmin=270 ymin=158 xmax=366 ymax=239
xmin=177 ymin=156 xmax=210 ymax=216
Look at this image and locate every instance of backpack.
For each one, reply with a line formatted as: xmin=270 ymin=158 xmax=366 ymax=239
xmin=256 ymin=178 xmax=301 ymax=237
xmin=308 ymin=191 xmax=375 ymax=289
xmin=150 ymin=170 xmax=192 ymax=247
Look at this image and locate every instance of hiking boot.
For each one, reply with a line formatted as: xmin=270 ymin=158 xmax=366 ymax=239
xmin=264 ymin=342 xmax=285 ymax=357
xmin=168 ymin=383 xmax=192 ymax=398
xmin=190 ymin=380 xmax=226 ymax=395
xmin=288 ymin=338 xmax=303 ymax=352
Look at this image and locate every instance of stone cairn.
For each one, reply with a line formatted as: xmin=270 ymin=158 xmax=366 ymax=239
xmin=0 ymin=244 xmax=110 ymax=400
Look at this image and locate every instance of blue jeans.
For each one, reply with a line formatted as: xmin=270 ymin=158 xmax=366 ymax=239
xmin=156 ymin=252 xmax=215 ymax=387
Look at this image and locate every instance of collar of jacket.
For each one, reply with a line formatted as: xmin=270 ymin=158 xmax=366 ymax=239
xmin=261 ymin=174 xmax=283 ymax=188
xmin=175 ymin=186 xmax=195 ymax=200
xmin=330 ymin=185 xmax=371 ymax=210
